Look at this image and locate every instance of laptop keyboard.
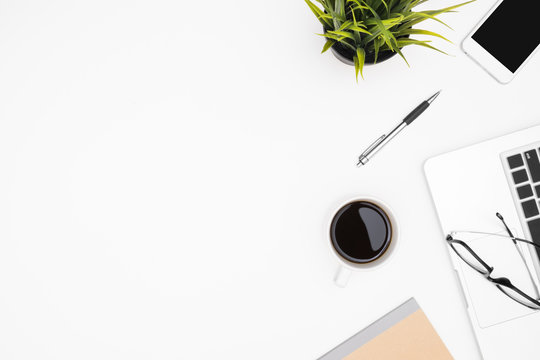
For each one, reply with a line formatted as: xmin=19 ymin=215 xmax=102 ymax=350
xmin=506 ymin=148 xmax=540 ymax=258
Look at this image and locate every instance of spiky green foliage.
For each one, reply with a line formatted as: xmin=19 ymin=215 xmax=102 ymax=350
xmin=306 ymin=0 xmax=474 ymax=80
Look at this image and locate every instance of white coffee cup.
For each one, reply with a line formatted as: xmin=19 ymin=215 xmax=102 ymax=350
xmin=328 ymin=196 xmax=399 ymax=287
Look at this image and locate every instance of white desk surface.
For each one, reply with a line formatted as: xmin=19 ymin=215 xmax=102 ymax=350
xmin=0 ymin=0 xmax=538 ymax=359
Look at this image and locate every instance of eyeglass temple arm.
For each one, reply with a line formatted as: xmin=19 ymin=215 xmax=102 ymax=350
xmin=497 ymin=213 xmax=517 ymax=242
xmin=497 ymin=213 xmax=540 ymax=299
xmin=496 ymin=213 xmax=540 ymax=249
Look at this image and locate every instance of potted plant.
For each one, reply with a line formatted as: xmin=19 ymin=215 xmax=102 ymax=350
xmin=306 ymin=0 xmax=474 ymax=80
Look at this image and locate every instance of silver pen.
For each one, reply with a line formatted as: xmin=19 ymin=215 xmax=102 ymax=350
xmin=357 ymin=91 xmax=441 ymax=167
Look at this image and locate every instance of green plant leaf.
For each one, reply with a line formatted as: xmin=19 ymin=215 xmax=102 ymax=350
xmin=398 ymin=12 xmax=452 ymax=31
xmin=305 ymin=0 xmax=333 ymax=29
xmin=338 ymin=20 xmax=353 ymax=30
xmin=318 ymin=33 xmax=357 ymax=50
xmin=355 ymin=48 xmax=365 ymax=81
xmin=395 ymin=46 xmax=410 ymax=67
xmin=373 ymin=36 xmax=383 ymax=63
xmin=422 ymin=0 xmax=476 ymax=16
xmin=328 ymin=30 xmax=356 ymax=40
xmin=321 ymin=39 xmax=335 ymax=53
xmin=380 ymin=0 xmax=389 ymax=15
xmin=396 ymin=39 xmax=449 ymax=55
xmin=349 ymin=25 xmax=371 ymax=35
xmin=372 ymin=17 xmax=397 ymax=51
xmin=396 ymin=28 xmax=451 ymax=42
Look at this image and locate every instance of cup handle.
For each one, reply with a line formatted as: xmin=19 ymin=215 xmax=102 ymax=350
xmin=334 ymin=266 xmax=352 ymax=287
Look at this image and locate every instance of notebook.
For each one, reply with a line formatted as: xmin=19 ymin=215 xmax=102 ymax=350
xmin=318 ymin=298 xmax=452 ymax=360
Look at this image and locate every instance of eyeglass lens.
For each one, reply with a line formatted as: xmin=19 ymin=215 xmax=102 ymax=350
xmin=450 ymin=242 xmax=490 ymax=275
xmin=497 ymin=285 xmax=540 ymax=309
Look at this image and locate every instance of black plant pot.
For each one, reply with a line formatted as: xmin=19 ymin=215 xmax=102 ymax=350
xmin=330 ymin=42 xmax=397 ymax=66
xmin=325 ymin=30 xmax=409 ymax=66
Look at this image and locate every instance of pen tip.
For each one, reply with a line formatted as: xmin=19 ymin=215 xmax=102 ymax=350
xmin=427 ymin=90 xmax=441 ymax=104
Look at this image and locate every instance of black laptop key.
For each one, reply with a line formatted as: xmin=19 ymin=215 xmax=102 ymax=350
xmin=535 ymin=184 xmax=540 ymax=198
xmin=508 ymin=154 xmax=524 ymax=169
xmin=517 ymin=184 xmax=534 ymax=199
xmin=525 ymin=150 xmax=540 ymax=183
xmin=527 ymin=217 xmax=540 ymax=259
xmin=512 ymin=169 xmax=528 ymax=184
xmin=522 ymin=199 xmax=539 ymax=218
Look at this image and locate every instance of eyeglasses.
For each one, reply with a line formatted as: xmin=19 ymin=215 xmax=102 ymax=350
xmin=446 ymin=213 xmax=540 ymax=310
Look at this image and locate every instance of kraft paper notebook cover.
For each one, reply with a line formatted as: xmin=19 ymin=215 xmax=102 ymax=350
xmin=318 ymin=298 xmax=453 ymax=360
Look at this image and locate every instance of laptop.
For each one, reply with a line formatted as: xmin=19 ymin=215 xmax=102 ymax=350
xmin=425 ymin=124 xmax=540 ymax=360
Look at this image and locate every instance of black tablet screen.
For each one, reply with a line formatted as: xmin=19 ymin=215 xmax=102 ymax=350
xmin=472 ymin=1 xmax=540 ymax=73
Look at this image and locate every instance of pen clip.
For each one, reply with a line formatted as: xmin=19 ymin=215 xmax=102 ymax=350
xmin=360 ymin=135 xmax=386 ymax=157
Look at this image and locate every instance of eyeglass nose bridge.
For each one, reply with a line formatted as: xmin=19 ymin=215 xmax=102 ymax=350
xmin=483 ymin=266 xmax=495 ymax=277
xmin=490 ymin=275 xmax=512 ymax=287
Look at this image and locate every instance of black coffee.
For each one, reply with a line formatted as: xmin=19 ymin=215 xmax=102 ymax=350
xmin=330 ymin=201 xmax=392 ymax=264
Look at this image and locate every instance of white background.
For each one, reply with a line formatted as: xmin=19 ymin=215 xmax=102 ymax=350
xmin=0 ymin=0 xmax=539 ymax=359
